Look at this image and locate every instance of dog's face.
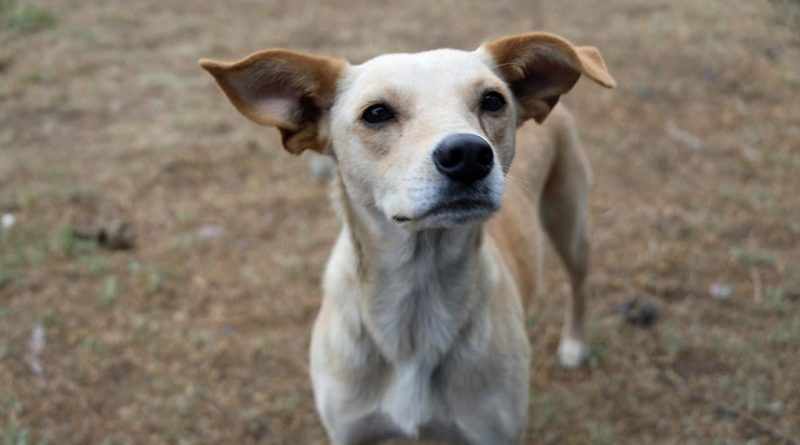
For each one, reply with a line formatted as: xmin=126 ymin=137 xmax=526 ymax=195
xmin=201 ymin=33 xmax=614 ymax=230
xmin=330 ymin=49 xmax=515 ymax=229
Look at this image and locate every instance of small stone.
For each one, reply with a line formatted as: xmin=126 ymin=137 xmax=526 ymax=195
xmin=1 ymin=213 xmax=15 ymax=229
xmin=665 ymin=120 xmax=704 ymax=151
xmin=72 ymin=218 xmax=136 ymax=250
xmin=616 ymin=296 xmax=659 ymax=327
xmin=709 ymin=282 xmax=733 ymax=301
xmin=762 ymin=400 xmax=783 ymax=417
xmin=28 ymin=325 xmax=46 ymax=384
xmin=764 ymin=47 xmax=781 ymax=63
xmin=97 ymin=219 xmax=136 ymax=250
xmin=704 ymin=66 xmax=720 ymax=83
xmin=196 ymin=224 xmax=226 ymax=239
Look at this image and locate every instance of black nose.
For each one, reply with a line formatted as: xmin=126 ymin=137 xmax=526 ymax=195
xmin=433 ymin=134 xmax=494 ymax=184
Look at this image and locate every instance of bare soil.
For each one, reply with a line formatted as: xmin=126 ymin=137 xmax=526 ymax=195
xmin=1 ymin=0 xmax=799 ymax=444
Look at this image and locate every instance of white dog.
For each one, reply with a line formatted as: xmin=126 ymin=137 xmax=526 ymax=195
xmin=201 ymin=31 xmax=614 ymax=444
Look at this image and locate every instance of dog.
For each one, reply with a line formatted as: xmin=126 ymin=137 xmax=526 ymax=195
xmin=200 ymin=31 xmax=614 ymax=445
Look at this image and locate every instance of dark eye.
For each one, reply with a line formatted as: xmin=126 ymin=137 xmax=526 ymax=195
xmin=361 ymin=103 xmax=396 ymax=124
xmin=480 ymin=91 xmax=506 ymax=113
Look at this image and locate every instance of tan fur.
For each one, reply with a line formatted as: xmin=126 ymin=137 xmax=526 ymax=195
xmin=200 ymin=50 xmax=346 ymax=154
xmin=484 ymin=32 xmax=615 ymax=123
xmin=201 ymin=31 xmax=614 ymax=445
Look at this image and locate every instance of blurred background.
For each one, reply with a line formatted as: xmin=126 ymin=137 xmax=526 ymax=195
xmin=1 ymin=0 xmax=798 ymax=444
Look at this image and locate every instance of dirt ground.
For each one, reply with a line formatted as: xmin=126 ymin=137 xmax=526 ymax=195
xmin=1 ymin=0 xmax=799 ymax=444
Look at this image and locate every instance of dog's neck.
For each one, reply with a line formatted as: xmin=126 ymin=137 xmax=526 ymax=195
xmin=334 ymin=174 xmax=493 ymax=363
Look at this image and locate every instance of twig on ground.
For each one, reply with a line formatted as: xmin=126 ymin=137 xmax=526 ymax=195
xmin=663 ymin=368 xmax=798 ymax=445
xmin=708 ymin=397 xmax=800 ymax=445
xmin=27 ymin=324 xmax=46 ymax=387
xmin=750 ymin=267 xmax=763 ymax=303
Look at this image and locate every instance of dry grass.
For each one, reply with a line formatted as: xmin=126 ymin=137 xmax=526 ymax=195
xmin=1 ymin=0 xmax=799 ymax=444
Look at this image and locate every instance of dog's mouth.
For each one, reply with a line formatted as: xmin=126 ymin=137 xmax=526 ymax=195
xmin=393 ymin=197 xmax=500 ymax=225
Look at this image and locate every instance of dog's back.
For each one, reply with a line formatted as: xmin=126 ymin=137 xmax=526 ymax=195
xmin=490 ymin=105 xmax=587 ymax=307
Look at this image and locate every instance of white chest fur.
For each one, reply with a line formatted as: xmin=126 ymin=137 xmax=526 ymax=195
xmin=365 ymin=228 xmax=484 ymax=436
xmin=382 ymin=359 xmax=435 ymax=437
xmin=366 ymin=228 xmax=482 ymax=361
xmin=311 ymin=218 xmax=528 ymax=445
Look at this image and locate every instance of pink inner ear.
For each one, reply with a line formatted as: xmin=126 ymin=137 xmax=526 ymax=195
xmin=226 ymin=66 xmax=306 ymax=127
xmin=256 ymin=95 xmax=298 ymax=123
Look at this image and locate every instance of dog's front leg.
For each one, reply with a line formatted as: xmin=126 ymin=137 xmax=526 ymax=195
xmin=312 ymin=373 xmax=399 ymax=445
xmin=310 ymin=303 xmax=398 ymax=445
xmin=445 ymin=324 xmax=530 ymax=445
xmin=453 ymin=391 xmax=528 ymax=445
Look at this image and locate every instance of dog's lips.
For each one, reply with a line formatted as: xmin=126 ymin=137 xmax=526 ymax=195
xmin=421 ymin=198 xmax=495 ymax=218
xmin=394 ymin=197 xmax=500 ymax=224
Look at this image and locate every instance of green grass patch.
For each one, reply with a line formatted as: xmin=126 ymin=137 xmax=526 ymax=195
xmin=0 ymin=272 xmax=12 ymax=289
xmin=82 ymin=337 xmax=108 ymax=355
xmin=128 ymin=260 xmax=182 ymax=293
xmin=80 ymin=256 xmax=109 ymax=275
xmin=0 ymin=395 xmax=22 ymax=418
xmin=0 ymin=395 xmax=31 ymax=445
xmin=730 ymin=247 xmax=776 ymax=269
xmin=4 ymin=1 xmax=55 ymax=34
xmin=0 ymin=426 xmax=29 ymax=445
xmin=0 ymin=340 xmax=9 ymax=360
xmin=529 ymin=392 xmax=563 ymax=439
xmin=98 ymin=276 xmax=117 ymax=308
xmin=37 ymin=311 xmax=58 ymax=329
xmin=584 ymin=420 xmax=617 ymax=445
xmin=1 ymin=225 xmax=50 ymax=288
xmin=58 ymin=229 xmax=96 ymax=257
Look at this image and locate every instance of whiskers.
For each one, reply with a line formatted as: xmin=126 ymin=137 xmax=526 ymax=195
xmin=504 ymin=173 xmax=538 ymax=201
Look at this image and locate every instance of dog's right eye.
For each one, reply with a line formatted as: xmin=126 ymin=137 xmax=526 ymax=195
xmin=480 ymin=91 xmax=507 ymax=113
xmin=361 ymin=104 xmax=396 ymax=125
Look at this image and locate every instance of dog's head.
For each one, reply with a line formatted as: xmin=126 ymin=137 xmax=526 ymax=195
xmin=200 ymin=32 xmax=614 ymax=230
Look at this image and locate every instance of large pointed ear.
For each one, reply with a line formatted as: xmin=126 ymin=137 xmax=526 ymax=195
xmin=199 ymin=50 xmax=347 ymax=154
xmin=480 ymin=32 xmax=616 ymax=123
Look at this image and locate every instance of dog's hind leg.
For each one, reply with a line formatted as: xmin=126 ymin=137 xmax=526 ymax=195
xmin=539 ymin=110 xmax=593 ymax=369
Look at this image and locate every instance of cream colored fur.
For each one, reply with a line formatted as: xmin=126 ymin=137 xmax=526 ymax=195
xmin=200 ymin=32 xmax=614 ymax=445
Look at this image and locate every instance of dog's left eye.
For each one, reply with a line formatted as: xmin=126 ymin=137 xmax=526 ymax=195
xmin=480 ymin=91 xmax=507 ymax=113
xmin=361 ymin=104 xmax=396 ymax=125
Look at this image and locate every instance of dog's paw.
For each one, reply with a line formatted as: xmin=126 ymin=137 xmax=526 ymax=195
xmin=557 ymin=337 xmax=589 ymax=369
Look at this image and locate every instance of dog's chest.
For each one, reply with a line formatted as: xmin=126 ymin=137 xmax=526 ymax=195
xmin=361 ymin=233 xmax=482 ymax=439
xmin=361 ymin=353 xmax=472 ymax=444
xmin=381 ymin=359 xmax=438 ymax=437
xmin=366 ymin=294 xmax=460 ymax=438
xmin=367 ymin=232 xmax=479 ymax=361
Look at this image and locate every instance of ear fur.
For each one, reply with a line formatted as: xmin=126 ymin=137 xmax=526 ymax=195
xmin=481 ymin=32 xmax=615 ymax=123
xmin=199 ymin=50 xmax=347 ymax=154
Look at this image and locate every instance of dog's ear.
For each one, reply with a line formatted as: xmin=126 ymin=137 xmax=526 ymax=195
xmin=200 ymin=50 xmax=347 ymax=154
xmin=481 ymin=32 xmax=615 ymax=123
